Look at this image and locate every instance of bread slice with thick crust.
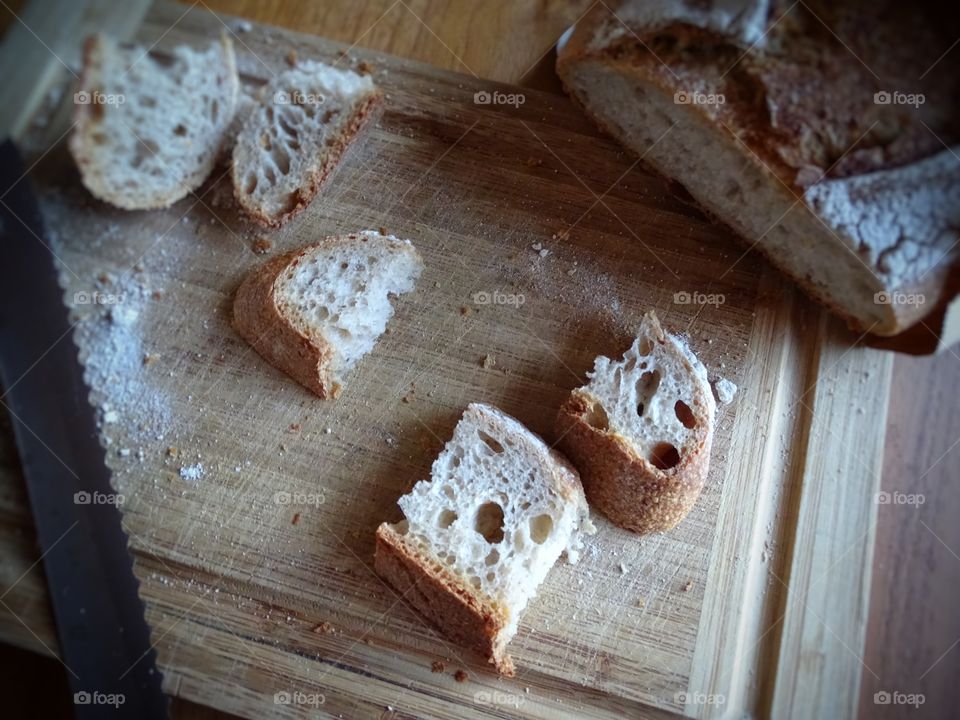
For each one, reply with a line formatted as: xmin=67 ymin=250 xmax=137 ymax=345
xmin=375 ymin=403 xmax=592 ymax=675
xmin=231 ymin=61 xmax=383 ymax=227
xmin=69 ymin=33 xmax=239 ymax=210
xmin=555 ymin=312 xmax=716 ymax=534
xmin=232 ymin=231 xmax=422 ymax=398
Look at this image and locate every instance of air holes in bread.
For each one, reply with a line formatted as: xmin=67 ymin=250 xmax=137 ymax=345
xmin=585 ymin=401 xmax=609 ymax=430
xmin=675 ymin=400 xmax=696 ymax=428
xmin=636 ymin=370 xmax=661 ymax=417
xmin=438 ymin=509 xmax=457 ymax=529
xmin=650 ymin=442 xmax=680 ymax=470
xmin=529 ymin=514 xmax=553 ymax=544
xmin=638 ymin=337 xmax=653 ymax=355
xmin=475 ymin=502 xmax=505 ymax=543
xmin=478 ymin=430 xmax=505 ymax=454
xmin=484 ymin=549 xmax=500 ymax=566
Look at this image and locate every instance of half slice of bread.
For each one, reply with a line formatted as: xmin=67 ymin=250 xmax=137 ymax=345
xmin=555 ymin=311 xmax=716 ymax=534
xmin=375 ymin=403 xmax=591 ymax=675
xmin=232 ymin=60 xmax=383 ymax=227
xmin=232 ymin=231 xmax=422 ymax=398
xmin=69 ymin=33 xmax=239 ymax=210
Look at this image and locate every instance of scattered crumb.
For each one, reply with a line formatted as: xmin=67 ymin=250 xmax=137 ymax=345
xmin=292 ymin=513 xmax=300 ymax=525
xmin=401 ymin=395 xmax=412 ymax=404
xmin=619 ymin=561 xmax=629 ymax=574
xmin=481 ymin=354 xmax=495 ymax=370
xmin=142 ymin=353 xmax=158 ymax=366
xmin=637 ymin=597 xmax=646 ymax=607
xmin=151 ymin=289 xmax=163 ymax=300
xmin=289 ymin=423 xmax=301 ymax=431
xmin=714 ymin=377 xmax=738 ymax=405
xmin=379 ymin=226 xmax=387 ymax=235
xmin=312 ymin=622 xmax=335 ymax=634
xmin=460 ymin=306 xmax=471 ymax=315
xmin=252 ymin=236 xmax=273 ymax=254
xmin=682 ymin=580 xmax=693 ymax=593
xmin=431 ymin=661 xmax=445 ymax=673
xmin=454 ymin=669 xmax=468 ymax=683
xmin=179 ymin=463 xmax=204 ymax=482
xmin=285 ymin=50 xmax=297 ymax=66
xmin=166 ymin=446 xmax=178 ymax=457
xmin=525 ymin=157 xmax=542 ymax=167
xmin=357 ymin=60 xmax=374 ymax=75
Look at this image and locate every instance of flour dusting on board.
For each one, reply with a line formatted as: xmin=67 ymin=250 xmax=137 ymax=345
xmin=42 ymin=191 xmax=173 ymax=461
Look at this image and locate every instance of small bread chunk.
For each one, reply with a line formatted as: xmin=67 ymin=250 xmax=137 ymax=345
xmin=69 ymin=33 xmax=239 ymax=210
xmin=232 ymin=60 xmax=383 ymax=227
xmin=232 ymin=231 xmax=422 ymax=398
xmin=555 ymin=311 xmax=716 ymax=534
xmin=375 ymin=403 xmax=591 ymax=675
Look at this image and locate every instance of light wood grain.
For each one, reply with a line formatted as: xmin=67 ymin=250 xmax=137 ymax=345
xmin=0 ymin=2 xmax=906 ymax=719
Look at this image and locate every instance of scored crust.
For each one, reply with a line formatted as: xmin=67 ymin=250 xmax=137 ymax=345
xmin=374 ymin=524 xmax=515 ymax=676
xmin=554 ymin=313 xmax=714 ymax=534
xmin=232 ymin=79 xmax=384 ymax=228
xmin=556 ymin=2 xmax=960 ymax=336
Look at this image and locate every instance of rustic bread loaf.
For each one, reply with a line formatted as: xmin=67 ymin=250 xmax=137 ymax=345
xmin=232 ymin=231 xmax=422 ymax=398
xmin=232 ymin=60 xmax=383 ymax=227
xmin=69 ymin=33 xmax=239 ymax=209
xmin=375 ymin=403 xmax=592 ymax=675
xmin=557 ymin=0 xmax=960 ymax=336
xmin=555 ymin=312 xmax=715 ymax=534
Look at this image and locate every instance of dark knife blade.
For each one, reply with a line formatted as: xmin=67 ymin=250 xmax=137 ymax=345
xmin=0 ymin=139 xmax=167 ymax=719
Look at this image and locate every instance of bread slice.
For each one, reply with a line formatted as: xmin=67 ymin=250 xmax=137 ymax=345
xmin=69 ymin=33 xmax=239 ymax=210
xmin=375 ymin=403 xmax=591 ymax=675
xmin=232 ymin=231 xmax=422 ymax=398
xmin=556 ymin=2 xmax=960 ymax=336
xmin=555 ymin=311 xmax=715 ymax=534
xmin=231 ymin=61 xmax=383 ymax=227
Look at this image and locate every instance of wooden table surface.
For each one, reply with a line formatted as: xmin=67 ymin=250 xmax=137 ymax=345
xmin=0 ymin=2 xmax=957 ymax=719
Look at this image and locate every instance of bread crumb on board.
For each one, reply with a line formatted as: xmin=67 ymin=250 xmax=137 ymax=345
xmin=454 ymin=669 xmax=468 ymax=683
xmin=481 ymin=354 xmax=495 ymax=369
xmin=312 ymin=622 xmax=335 ymax=634
xmin=430 ymin=661 xmax=445 ymax=673
xmin=713 ymin=377 xmax=738 ymax=405
xmin=251 ymin=236 xmax=273 ymax=254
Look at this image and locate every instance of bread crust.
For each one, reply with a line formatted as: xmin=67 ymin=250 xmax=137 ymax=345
xmin=374 ymin=524 xmax=515 ymax=675
xmin=557 ymin=4 xmax=959 ymax=336
xmin=554 ymin=313 xmax=714 ymax=534
xmin=232 ymin=89 xmax=384 ymax=228
xmin=231 ymin=245 xmax=339 ymax=398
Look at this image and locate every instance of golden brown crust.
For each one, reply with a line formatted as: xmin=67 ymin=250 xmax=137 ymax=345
xmin=231 ymin=246 xmax=338 ymax=398
xmin=235 ymin=90 xmax=384 ymax=228
xmin=555 ymin=390 xmax=713 ymax=534
xmin=556 ymin=9 xmax=949 ymax=337
xmin=374 ymin=524 xmax=515 ymax=675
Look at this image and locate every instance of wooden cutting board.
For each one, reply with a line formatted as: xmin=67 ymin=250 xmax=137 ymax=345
xmin=0 ymin=2 xmax=892 ymax=718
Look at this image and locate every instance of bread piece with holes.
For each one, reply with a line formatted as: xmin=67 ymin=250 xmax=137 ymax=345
xmin=231 ymin=60 xmax=383 ymax=227
xmin=232 ymin=230 xmax=422 ymax=398
xmin=375 ymin=403 xmax=592 ymax=675
xmin=555 ymin=311 xmax=716 ymax=534
xmin=69 ymin=33 xmax=239 ymax=210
